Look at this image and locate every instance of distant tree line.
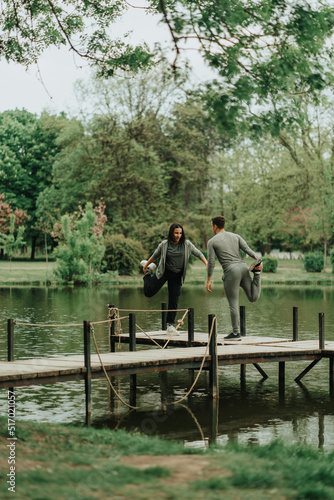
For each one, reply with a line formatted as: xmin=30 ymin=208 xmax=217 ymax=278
xmin=1 ymin=65 xmax=334 ymax=274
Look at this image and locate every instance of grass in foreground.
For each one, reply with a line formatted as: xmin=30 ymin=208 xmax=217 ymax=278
xmin=1 ymin=417 xmax=334 ymax=499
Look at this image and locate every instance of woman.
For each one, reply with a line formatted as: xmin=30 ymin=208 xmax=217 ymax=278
xmin=141 ymin=223 xmax=207 ymax=334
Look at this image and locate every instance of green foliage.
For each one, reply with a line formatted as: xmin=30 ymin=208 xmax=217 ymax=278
xmin=0 ymin=0 xmax=153 ymax=74
xmin=0 ymin=110 xmax=69 ymax=257
xmin=0 ymin=214 xmax=26 ymax=269
xmin=53 ymin=203 xmax=105 ymax=284
xmin=104 ymin=233 xmax=144 ymax=275
xmin=262 ymin=256 xmax=278 ymax=273
xmin=330 ymin=249 xmax=334 ymax=273
xmin=304 ymin=252 xmax=324 ymax=273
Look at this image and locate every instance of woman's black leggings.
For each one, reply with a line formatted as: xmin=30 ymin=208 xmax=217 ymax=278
xmin=143 ymin=269 xmax=183 ymax=324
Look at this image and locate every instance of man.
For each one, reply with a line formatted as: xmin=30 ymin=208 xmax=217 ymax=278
xmin=206 ymin=215 xmax=263 ymax=340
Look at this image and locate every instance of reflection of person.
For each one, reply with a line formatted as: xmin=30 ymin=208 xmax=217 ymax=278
xmin=141 ymin=223 xmax=207 ymax=334
xmin=206 ymin=215 xmax=262 ymax=340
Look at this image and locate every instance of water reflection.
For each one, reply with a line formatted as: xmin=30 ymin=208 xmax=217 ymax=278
xmin=0 ymin=285 xmax=334 ymax=450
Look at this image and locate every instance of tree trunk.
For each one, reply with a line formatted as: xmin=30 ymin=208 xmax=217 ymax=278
xmin=30 ymin=235 xmax=37 ymax=260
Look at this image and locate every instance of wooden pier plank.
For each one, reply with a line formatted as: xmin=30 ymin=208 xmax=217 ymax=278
xmin=1 ymin=338 xmax=333 ymax=388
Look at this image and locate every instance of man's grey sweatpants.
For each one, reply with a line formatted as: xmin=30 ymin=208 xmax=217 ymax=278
xmin=223 ymin=262 xmax=261 ymax=334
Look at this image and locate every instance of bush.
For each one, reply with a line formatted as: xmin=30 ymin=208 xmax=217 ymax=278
xmin=262 ymin=256 xmax=278 ymax=273
xmin=304 ymin=252 xmax=324 ymax=273
xmin=104 ymin=234 xmax=144 ymax=275
xmin=53 ymin=204 xmax=106 ymax=284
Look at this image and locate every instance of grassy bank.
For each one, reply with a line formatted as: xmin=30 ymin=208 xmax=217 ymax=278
xmin=0 ymin=258 xmax=334 ymax=286
xmin=1 ymin=417 xmax=334 ymax=499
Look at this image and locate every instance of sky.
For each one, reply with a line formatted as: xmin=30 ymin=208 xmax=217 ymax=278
xmin=0 ymin=4 xmax=208 ymax=116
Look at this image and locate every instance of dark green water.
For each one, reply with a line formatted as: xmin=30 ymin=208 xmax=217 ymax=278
xmin=0 ymin=284 xmax=333 ymax=450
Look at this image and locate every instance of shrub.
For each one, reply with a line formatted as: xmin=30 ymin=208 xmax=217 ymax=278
xmin=262 ymin=256 xmax=278 ymax=273
xmin=304 ymin=252 xmax=324 ymax=273
xmin=53 ymin=203 xmax=106 ymax=284
xmin=104 ymin=234 xmax=144 ymax=275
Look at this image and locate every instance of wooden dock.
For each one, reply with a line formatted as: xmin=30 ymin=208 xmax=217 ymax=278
xmin=1 ymin=336 xmax=333 ymax=389
xmin=2 ymin=307 xmax=334 ymax=423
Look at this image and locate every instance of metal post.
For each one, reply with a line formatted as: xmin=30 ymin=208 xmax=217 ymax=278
xmin=240 ymin=306 xmax=246 ymax=336
xmin=108 ymin=304 xmax=116 ymax=353
xmin=330 ymin=358 xmax=334 ymax=397
xmin=319 ymin=313 xmax=325 ymax=349
xmin=161 ymin=302 xmax=167 ymax=331
xmin=7 ymin=319 xmax=14 ymax=362
xmin=129 ymin=313 xmax=137 ymax=398
xmin=83 ymin=321 xmax=91 ymax=425
xmin=187 ymin=308 xmax=194 ymax=347
xmin=209 ymin=314 xmax=218 ymax=399
xmin=293 ymin=307 xmax=298 ymax=341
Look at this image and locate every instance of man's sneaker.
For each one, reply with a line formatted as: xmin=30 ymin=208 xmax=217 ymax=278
xmin=167 ymin=324 xmax=180 ymax=336
xmin=224 ymin=332 xmax=241 ymax=340
xmin=249 ymin=259 xmax=262 ymax=272
xmin=140 ymin=260 xmax=156 ymax=272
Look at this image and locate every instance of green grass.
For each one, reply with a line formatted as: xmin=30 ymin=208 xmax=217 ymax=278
xmin=0 ymin=257 xmax=334 ymax=286
xmin=0 ymin=260 xmax=55 ymax=284
xmin=1 ymin=417 xmax=334 ymax=499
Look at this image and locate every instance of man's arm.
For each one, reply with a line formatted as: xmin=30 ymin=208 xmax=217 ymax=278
xmin=206 ymin=239 xmax=215 ymax=292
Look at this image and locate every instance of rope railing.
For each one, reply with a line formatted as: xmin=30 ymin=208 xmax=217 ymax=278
xmin=14 ymin=316 xmax=129 ymax=328
xmin=89 ymin=315 xmax=217 ymax=410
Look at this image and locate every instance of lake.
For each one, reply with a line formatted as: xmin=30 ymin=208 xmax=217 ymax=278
xmin=0 ymin=283 xmax=333 ymax=450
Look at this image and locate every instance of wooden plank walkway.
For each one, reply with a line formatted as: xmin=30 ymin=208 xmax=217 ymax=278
xmin=112 ymin=331 xmax=297 ymax=347
xmin=1 ymin=337 xmax=333 ymax=389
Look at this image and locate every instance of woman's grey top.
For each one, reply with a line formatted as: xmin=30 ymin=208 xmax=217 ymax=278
xmin=165 ymin=241 xmax=185 ymax=273
xmin=207 ymin=231 xmax=256 ymax=276
xmin=151 ymin=239 xmax=204 ymax=283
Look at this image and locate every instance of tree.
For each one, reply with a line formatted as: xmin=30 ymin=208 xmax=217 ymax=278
xmin=0 ymin=193 xmax=29 ymax=233
xmin=2 ymin=0 xmax=334 ymax=101
xmin=0 ymin=110 xmax=68 ymax=258
xmin=0 ymin=0 xmax=153 ymax=75
xmin=0 ymin=214 xmax=26 ymax=270
xmin=53 ymin=202 xmax=106 ymax=284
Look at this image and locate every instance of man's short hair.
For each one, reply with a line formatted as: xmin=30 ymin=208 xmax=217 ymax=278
xmin=211 ymin=216 xmax=225 ymax=229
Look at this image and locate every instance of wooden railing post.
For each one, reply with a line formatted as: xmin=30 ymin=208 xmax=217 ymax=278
xmin=7 ymin=319 xmax=14 ymax=362
xmin=161 ymin=302 xmax=167 ymax=331
xmin=240 ymin=306 xmax=246 ymax=336
xmin=293 ymin=307 xmax=298 ymax=341
xmin=208 ymin=314 xmax=218 ymax=399
xmin=83 ymin=321 xmax=91 ymax=425
xmin=319 ymin=313 xmax=325 ymax=349
xmin=129 ymin=313 xmax=137 ymax=403
xmin=108 ymin=304 xmax=116 ymax=353
xmin=187 ymin=308 xmax=194 ymax=347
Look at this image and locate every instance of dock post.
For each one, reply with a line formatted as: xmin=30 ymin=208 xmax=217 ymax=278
xmin=319 ymin=313 xmax=325 ymax=349
xmin=7 ymin=319 xmax=14 ymax=362
xmin=108 ymin=304 xmax=116 ymax=353
xmin=240 ymin=306 xmax=246 ymax=336
xmin=129 ymin=313 xmax=137 ymax=405
xmin=208 ymin=314 xmax=219 ymax=399
xmin=7 ymin=319 xmax=14 ymax=394
xmin=187 ymin=308 xmax=194 ymax=347
xmin=161 ymin=302 xmax=167 ymax=331
xmin=83 ymin=321 xmax=92 ymax=425
xmin=293 ymin=307 xmax=298 ymax=341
